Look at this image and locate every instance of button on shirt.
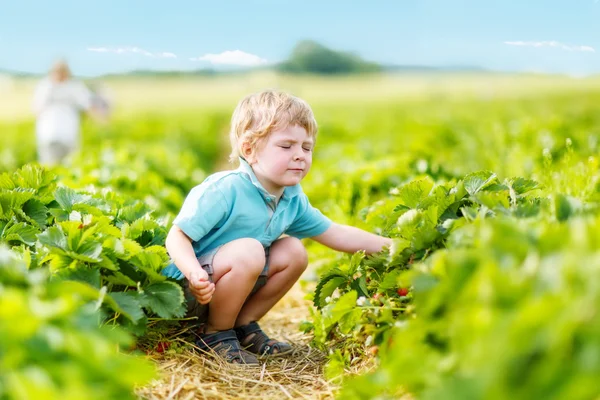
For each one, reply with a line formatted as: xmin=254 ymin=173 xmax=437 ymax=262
xmin=162 ymin=158 xmax=332 ymax=280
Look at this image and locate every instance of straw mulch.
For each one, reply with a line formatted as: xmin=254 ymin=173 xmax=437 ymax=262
xmin=137 ymin=283 xmax=341 ymax=400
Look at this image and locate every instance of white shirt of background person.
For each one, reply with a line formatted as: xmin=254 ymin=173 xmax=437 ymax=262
xmin=32 ymin=75 xmax=93 ymax=149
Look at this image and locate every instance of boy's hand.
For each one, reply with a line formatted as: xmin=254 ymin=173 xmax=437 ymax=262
xmin=188 ymin=268 xmax=215 ymax=305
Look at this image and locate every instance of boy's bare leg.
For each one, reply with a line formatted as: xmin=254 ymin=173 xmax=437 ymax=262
xmin=204 ymin=238 xmax=266 ymax=333
xmin=235 ymin=236 xmax=308 ymax=326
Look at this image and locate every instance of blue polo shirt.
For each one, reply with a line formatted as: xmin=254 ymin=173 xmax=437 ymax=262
xmin=162 ymin=158 xmax=332 ymax=280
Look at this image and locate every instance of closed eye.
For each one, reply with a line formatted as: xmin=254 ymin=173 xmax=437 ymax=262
xmin=279 ymin=145 xmax=291 ymax=149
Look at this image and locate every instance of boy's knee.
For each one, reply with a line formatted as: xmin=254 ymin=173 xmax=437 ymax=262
xmin=231 ymin=238 xmax=266 ymax=275
xmin=283 ymin=237 xmax=308 ymax=270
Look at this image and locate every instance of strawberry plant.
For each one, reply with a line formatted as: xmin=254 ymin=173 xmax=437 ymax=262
xmin=307 ymin=171 xmax=545 ymax=364
xmin=341 ymin=215 xmax=600 ymax=400
xmin=1 ymin=166 xmax=186 ymax=335
xmin=0 ymin=246 xmax=156 ymax=399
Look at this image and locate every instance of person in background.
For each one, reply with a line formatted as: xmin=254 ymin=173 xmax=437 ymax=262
xmin=32 ymin=59 xmax=107 ymax=166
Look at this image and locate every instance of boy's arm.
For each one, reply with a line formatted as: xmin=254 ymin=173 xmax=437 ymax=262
xmin=311 ymin=223 xmax=393 ymax=254
xmin=165 ymin=225 xmax=204 ymax=280
xmin=165 ymin=225 xmax=215 ymax=304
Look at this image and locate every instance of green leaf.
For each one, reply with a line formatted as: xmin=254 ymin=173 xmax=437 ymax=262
xmin=350 ymin=275 xmax=369 ymax=298
xmin=554 ymin=194 xmax=574 ymax=222
xmin=13 ymin=164 xmax=56 ymax=191
xmin=0 ymin=248 xmax=30 ymax=286
xmin=118 ymin=203 xmax=152 ymax=224
xmin=54 ymin=187 xmax=93 ymax=212
xmin=398 ymin=177 xmax=435 ymax=209
xmin=121 ymin=238 xmax=144 ymax=259
xmin=419 ymin=186 xmax=456 ymax=219
xmin=508 ymin=177 xmax=540 ymax=195
xmin=0 ymin=190 xmax=35 ymax=219
xmin=314 ymin=275 xmax=346 ymax=309
xmin=348 ymin=251 xmax=366 ymax=276
xmin=128 ymin=250 xmax=168 ymax=283
xmin=68 ymin=241 xmax=103 ymax=263
xmin=513 ymin=201 xmax=542 ymax=218
xmin=120 ymin=316 xmax=149 ymax=336
xmin=329 ymin=290 xmax=358 ymax=327
xmin=387 ymin=237 xmax=411 ymax=264
xmin=97 ymin=255 xmax=119 ymax=271
xmin=139 ymin=281 xmax=185 ymax=318
xmin=105 ymin=271 xmax=138 ymax=287
xmin=1 ymin=222 xmax=39 ymax=246
xmin=339 ymin=308 xmax=362 ymax=334
xmin=0 ymin=172 xmax=15 ymax=190
xmin=412 ymin=221 xmax=442 ymax=251
xmin=107 ymin=291 xmax=145 ymax=323
xmin=484 ymin=183 xmax=510 ymax=192
xmin=45 ymin=279 xmax=102 ymax=301
xmin=379 ymin=270 xmax=402 ymax=291
xmin=38 ymin=226 xmax=67 ymax=250
xmin=22 ymin=199 xmax=48 ymax=228
xmin=463 ymin=171 xmax=497 ymax=196
xmin=473 ymin=191 xmax=510 ymax=210
xmin=54 ymin=267 xmax=101 ymax=288
xmin=45 ymin=253 xmax=74 ymax=272
xmin=49 ymin=207 xmax=70 ymax=222
xmin=460 ymin=205 xmax=479 ymax=222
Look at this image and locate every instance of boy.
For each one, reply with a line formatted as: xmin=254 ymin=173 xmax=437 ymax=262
xmin=163 ymin=90 xmax=392 ymax=365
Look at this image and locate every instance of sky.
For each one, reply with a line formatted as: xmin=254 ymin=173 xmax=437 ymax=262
xmin=0 ymin=0 xmax=599 ymax=77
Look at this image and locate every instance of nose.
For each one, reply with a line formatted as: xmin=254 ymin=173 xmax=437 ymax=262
xmin=294 ymin=148 xmax=305 ymax=161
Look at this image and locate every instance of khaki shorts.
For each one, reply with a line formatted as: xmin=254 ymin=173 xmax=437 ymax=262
xmin=182 ymin=246 xmax=270 ymax=326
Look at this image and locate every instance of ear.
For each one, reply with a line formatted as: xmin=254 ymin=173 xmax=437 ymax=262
xmin=241 ymin=140 xmax=256 ymax=164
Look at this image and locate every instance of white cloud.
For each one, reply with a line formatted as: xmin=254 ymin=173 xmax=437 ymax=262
xmin=157 ymin=52 xmax=177 ymax=59
xmin=504 ymin=41 xmax=595 ymax=52
xmin=190 ymin=50 xmax=268 ymax=66
xmin=87 ymin=46 xmax=178 ymax=58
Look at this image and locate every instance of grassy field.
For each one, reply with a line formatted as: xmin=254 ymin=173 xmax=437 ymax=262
xmin=2 ymin=72 xmax=600 ymax=121
xmin=2 ymin=72 xmax=600 ymax=399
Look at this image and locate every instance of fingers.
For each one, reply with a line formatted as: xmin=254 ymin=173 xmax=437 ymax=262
xmin=195 ymin=286 xmax=215 ymax=304
xmin=189 ymin=280 xmax=215 ymax=305
xmin=188 ymin=268 xmax=215 ymax=304
xmin=189 ymin=282 xmax=214 ymax=296
xmin=193 ymin=285 xmax=215 ymax=304
xmin=189 ymin=269 xmax=210 ymax=289
xmin=191 ymin=279 xmax=211 ymax=290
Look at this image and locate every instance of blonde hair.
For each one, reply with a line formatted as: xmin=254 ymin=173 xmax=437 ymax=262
xmin=229 ymin=90 xmax=318 ymax=163
xmin=50 ymin=59 xmax=72 ymax=81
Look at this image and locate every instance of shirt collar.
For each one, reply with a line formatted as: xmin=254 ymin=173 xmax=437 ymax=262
xmin=237 ymin=157 xmax=302 ymax=202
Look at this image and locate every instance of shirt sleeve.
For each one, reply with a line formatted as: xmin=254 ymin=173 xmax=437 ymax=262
xmin=32 ymin=79 xmax=53 ymax=114
xmin=173 ymin=183 xmax=230 ymax=242
xmin=285 ymin=194 xmax=332 ymax=239
xmin=73 ymin=81 xmax=93 ymax=110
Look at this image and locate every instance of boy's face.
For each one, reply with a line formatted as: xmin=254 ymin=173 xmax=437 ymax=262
xmin=247 ymin=124 xmax=314 ymax=196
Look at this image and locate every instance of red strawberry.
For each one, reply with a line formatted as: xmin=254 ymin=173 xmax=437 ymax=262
xmin=156 ymin=341 xmax=170 ymax=353
xmin=397 ymin=287 xmax=409 ymax=297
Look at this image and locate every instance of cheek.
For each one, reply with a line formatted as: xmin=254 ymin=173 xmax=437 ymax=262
xmin=305 ymin=153 xmax=313 ymax=166
xmin=303 ymin=155 xmax=313 ymax=173
xmin=271 ymin=153 xmax=290 ymax=170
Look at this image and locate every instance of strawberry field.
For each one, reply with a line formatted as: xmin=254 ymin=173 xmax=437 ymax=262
xmin=2 ymin=74 xmax=600 ymax=399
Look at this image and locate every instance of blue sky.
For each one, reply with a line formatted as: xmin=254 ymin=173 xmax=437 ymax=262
xmin=1 ymin=0 xmax=598 ymax=76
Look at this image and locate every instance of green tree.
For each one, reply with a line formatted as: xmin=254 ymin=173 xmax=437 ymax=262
xmin=278 ymin=40 xmax=381 ymax=74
